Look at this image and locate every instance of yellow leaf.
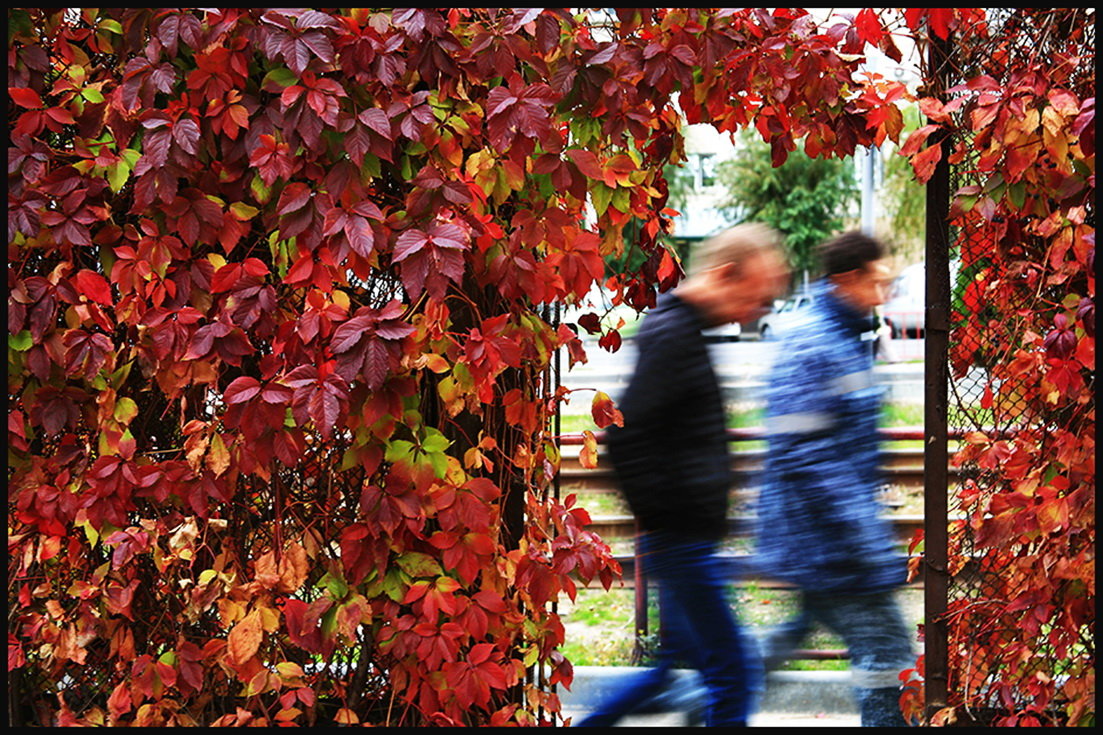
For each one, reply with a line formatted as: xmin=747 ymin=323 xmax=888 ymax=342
xmin=424 ymin=353 xmax=450 ymax=373
xmin=579 ymin=430 xmax=599 ymax=469
xmin=227 ymin=609 xmax=263 ymax=665
xmin=275 ymin=707 xmax=303 ymax=722
xmin=275 ymin=661 xmax=306 ymax=681
xmin=258 ymin=604 xmax=280 ymax=633
xmin=230 ymin=201 xmax=260 ymax=221
xmin=334 ymin=708 xmax=359 ymax=725
xmin=113 ymin=396 xmax=138 ymax=425
xmin=206 ymin=433 xmax=231 ymax=477
xmin=219 ymin=598 xmax=246 ymax=627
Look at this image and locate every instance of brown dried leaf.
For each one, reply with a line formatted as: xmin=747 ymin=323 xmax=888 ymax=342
xmin=227 ymin=609 xmax=263 ymax=665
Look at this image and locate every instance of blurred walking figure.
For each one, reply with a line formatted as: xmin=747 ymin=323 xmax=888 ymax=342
xmin=754 ymin=231 xmax=915 ymax=727
xmin=576 ymin=224 xmax=787 ymax=727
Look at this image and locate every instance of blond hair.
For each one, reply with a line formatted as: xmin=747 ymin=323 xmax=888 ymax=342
xmin=687 ymin=222 xmax=783 ymax=277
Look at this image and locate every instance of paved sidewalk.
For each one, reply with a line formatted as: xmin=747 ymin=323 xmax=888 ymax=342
xmin=560 ymin=666 xmax=863 ymax=727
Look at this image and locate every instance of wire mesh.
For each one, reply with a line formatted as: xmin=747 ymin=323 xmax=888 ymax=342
xmin=937 ymin=8 xmax=1095 ymax=725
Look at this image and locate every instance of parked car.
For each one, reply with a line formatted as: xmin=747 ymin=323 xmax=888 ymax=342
xmin=882 ymin=262 xmax=925 ymax=337
xmin=882 ymin=260 xmax=961 ymax=338
xmin=702 ymin=320 xmax=742 ymax=342
xmin=757 ymin=292 xmax=815 ymax=340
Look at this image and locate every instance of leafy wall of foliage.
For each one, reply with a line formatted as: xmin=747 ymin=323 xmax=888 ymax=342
xmin=7 ymin=8 xmax=913 ymax=726
xmin=897 ymin=8 xmax=1094 ymax=727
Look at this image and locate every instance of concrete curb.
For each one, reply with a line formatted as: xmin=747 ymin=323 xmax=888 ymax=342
xmin=561 ymin=666 xmax=857 ymax=715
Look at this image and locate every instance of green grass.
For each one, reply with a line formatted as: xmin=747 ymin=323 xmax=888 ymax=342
xmin=561 ymin=585 xmax=924 ymax=670
xmin=558 ymin=586 xmax=660 ymax=666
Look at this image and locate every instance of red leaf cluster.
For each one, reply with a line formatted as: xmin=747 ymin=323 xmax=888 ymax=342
xmin=898 ymin=8 xmax=1094 ymax=726
xmin=8 ymin=7 xmax=950 ymax=728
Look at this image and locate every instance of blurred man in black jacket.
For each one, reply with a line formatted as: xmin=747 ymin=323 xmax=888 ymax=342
xmin=578 ymin=223 xmax=787 ymax=727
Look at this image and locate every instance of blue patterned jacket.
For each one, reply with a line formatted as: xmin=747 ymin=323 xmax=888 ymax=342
xmin=753 ymin=281 xmax=906 ymax=594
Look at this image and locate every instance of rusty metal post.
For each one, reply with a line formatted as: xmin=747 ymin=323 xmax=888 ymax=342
xmin=632 ymin=523 xmax=649 ymax=662
xmin=923 ymin=30 xmax=954 ymax=722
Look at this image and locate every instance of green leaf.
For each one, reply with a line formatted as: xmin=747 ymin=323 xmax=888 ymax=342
xmin=428 ymin=452 xmax=448 ymax=478
xmin=107 ymin=160 xmax=130 ymax=192
xmin=81 ymin=87 xmax=105 ymax=103
xmin=421 ymin=428 xmax=451 ymax=454
xmin=361 ymin=153 xmax=381 ymax=179
xmin=250 ymin=175 xmax=273 ymax=205
xmin=262 ymin=67 xmax=298 ymax=89
xmin=230 ymin=201 xmax=260 ymax=220
xmin=9 ymin=331 xmax=33 ymax=351
xmin=317 ymin=571 xmax=349 ymax=600
xmin=591 ymin=182 xmax=614 ymax=216
xmin=340 ymin=447 xmax=359 ymax=471
xmin=395 ymin=551 xmax=442 ymax=578
xmin=113 ymin=397 xmax=138 ymax=424
xmin=611 ymin=186 xmax=631 ymax=213
xmin=384 ymin=439 xmax=415 ymax=464
xmin=381 ymin=567 xmax=407 ymax=602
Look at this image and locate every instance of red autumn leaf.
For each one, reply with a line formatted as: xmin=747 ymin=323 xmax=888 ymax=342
xmin=283 ymin=364 xmax=349 ymax=439
xmin=393 ymin=222 xmax=470 ymax=300
xmin=330 ymin=301 xmax=414 ymax=388
xmin=75 ymin=269 xmax=113 ymax=306
xmin=853 ymin=8 xmax=885 ymax=47
xmin=63 ymin=329 xmax=113 ymax=381
xmin=223 ymin=376 xmax=262 ymax=404
xmin=486 ymin=80 xmax=558 ymax=153
xmin=10 ymin=87 xmax=44 ymax=108
xmin=565 ymin=148 xmax=604 ymax=180
xmin=598 ymin=329 xmax=623 ymax=353
xmin=591 ymin=391 xmax=624 ymax=429
xmin=909 ymin=142 xmax=944 ymax=184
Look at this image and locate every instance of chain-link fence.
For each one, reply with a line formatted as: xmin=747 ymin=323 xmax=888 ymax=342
xmin=929 ymin=8 xmax=1095 ymax=726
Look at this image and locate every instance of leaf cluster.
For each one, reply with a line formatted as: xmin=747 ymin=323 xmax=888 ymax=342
xmin=896 ymin=8 xmax=1094 ymax=727
xmin=8 ymin=7 xmax=918 ymax=727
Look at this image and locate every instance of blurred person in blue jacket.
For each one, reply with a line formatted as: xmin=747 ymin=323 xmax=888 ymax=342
xmin=754 ymin=231 xmax=915 ymax=727
xmin=577 ymin=223 xmax=787 ymax=727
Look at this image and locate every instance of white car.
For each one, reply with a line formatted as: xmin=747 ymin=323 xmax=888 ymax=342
xmin=882 ymin=262 xmax=925 ymax=338
xmin=882 ymin=260 xmax=961 ymax=338
xmin=757 ymin=292 xmax=815 ymax=340
xmin=702 ymin=320 xmax=742 ymax=342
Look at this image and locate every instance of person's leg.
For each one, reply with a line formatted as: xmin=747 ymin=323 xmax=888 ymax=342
xmin=573 ymin=663 xmax=673 ymax=726
xmin=574 ymin=534 xmax=684 ymax=726
xmin=648 ymin=537 xmax=757 ymax=726
xmin=807 ymin=590 xmax=916 ymax=727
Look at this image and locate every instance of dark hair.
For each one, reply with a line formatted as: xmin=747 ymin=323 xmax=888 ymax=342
xmin=816 ymin=231 xmax=887 ymax=276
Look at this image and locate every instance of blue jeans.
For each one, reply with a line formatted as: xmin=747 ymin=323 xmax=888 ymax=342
xmin=761 ymin=589 xmax=914 ymax=727
xmin=576 ymin=531 xmax=758 ymax=727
